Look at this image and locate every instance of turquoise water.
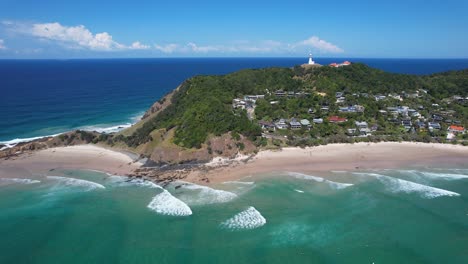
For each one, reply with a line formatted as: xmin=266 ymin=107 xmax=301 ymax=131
xmin=0 ymin=168 xmax=467 ymax=263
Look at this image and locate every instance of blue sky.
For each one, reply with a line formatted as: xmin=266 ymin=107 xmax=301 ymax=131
xmin=0 ymin=0 xmax=467 ymax=58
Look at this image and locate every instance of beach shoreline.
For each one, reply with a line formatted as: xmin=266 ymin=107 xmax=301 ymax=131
xmin=1 ymin=142 xmax=467 ymax=184
xmin=184 ymin=142 xmax=468 ymax=184
xmin=0 ymin=145 xmax=142 ymax=179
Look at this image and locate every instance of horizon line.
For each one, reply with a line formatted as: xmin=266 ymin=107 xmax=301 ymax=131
xmin=1 ymin=56 xmax=468 ymax=61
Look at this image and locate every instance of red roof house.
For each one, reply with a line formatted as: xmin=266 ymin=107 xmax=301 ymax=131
xmin=328 ymin=116 xmax=348 ymax=123
xmin=448 ymin=125 xmax=465 ymax=133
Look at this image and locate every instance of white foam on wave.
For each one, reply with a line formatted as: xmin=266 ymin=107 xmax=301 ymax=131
xmin=47 ymin=176 xmax=105 ymax=191
xmin=0 ymin=112 xmax=144 ymax=150
xmin=287 ymin=172 xmax=353 ymax=190
xmin=107 ymin=175 xmax=162 ymax=189
xmin=353 ymin=172 xmax=460 ymax=198
xmin=416 ymin=171 xmax=468 ymax=180
xmin=222 ymin=181 xmax=255 ymax=185
xmin=147 ymin=190 xmax=192 ymax=216
xmin=81 ymin=123 xmax=132 ymax=134
xmin=0 ymin=133 xmax=62 ymax=150
xmin=294 ymin=189 xmax=304 ymax=193
xmin=0 ymin=178 xmax=41 ymax=184
xmin=220 ymin=207 xmax=266 ymax=230
xmin=173 ymin=182 xmax=238 ymax=205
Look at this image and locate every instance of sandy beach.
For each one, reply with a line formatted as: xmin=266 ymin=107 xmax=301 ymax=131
xmin=0 ymin=145 xmax=142 ymax=179
xmin=186 ymin=142 xmax=468 ymax=184
xmin=1 ymin=142 xmax=467 ymax=183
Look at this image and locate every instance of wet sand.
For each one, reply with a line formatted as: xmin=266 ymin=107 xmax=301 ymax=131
xmin=1 ymin=142 xmax=467 ymax=184
xmin=185 ymin=142 xmax=468 ymax=184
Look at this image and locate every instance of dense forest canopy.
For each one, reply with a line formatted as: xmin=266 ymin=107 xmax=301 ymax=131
xmin=118 ymin=64 xmax=468 ymax=149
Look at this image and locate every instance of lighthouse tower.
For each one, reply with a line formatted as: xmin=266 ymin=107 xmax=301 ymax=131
xmin=308 ymin=53 xmax=315 ymax=65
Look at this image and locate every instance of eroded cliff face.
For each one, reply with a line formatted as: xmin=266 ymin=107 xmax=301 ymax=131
xmin=148 ymin=132 xmax=256 ymax=165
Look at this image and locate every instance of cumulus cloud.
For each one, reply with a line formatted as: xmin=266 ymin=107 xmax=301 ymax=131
xmin=153 ymin=37 xmax=343 ymax=54
xmin=4 ymin=21 xmax=149 ymax=51
xmin=2 ymin=20 xmax=344 ymax=55
xmin=295 ymin=36 xmax=344 ymax=53
xmin=129 ymin=41 xmax=150 ymax=50
xmin=30 ymin=22 xmax=125 ymax=51
xmin=0 ymin=39 xmax=6 ymax=50
xmin=154 ymin=43 xmax=179 ymax=53
xmin=187 ymin=42 xmax=221 ymax=53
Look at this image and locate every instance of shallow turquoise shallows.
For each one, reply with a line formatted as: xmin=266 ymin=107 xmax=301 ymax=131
xmin=0 ymin=167 xmax=467 ymax=264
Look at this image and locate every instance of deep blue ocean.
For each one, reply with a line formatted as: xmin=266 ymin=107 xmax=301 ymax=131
xmin=1 ymin=58 xmax=468 ymax=143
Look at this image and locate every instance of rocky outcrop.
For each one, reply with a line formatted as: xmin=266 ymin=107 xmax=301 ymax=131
xmin=0 ymin=131 xmax=101 ymax=159
xmin=148 ymin=133 xmax=256 ymax=165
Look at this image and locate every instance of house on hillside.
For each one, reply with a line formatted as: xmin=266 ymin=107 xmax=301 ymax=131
xmin=275 ymin=90 xmax=287 ymax=97
xmin=320 ymin=106 xmax=330 ymax=112
xmin=328 ymin=116 xmax=347 ymax=123
xmin=232 ymin=99 xmax=246 ymax=109
xmin=289 ymin=119 xmax=302 ymax=129
xmin=339 ymin=105 xmax=365 ymax=113
xmin=300 ymin=119 xmax=311 ymax=128
xmin=244 ymin=95 xmax=265 ymax=103
xmin=313 ymin=118 xmax=324 ymax=124
xmin=428 ymin=122 xmax=441 ymax=130
xmin=448 ymin=125 xmax=465 ymax=134
xmin=347 ymin=128 xmax=357 ymax=136
xmin=375 ymin=95 xmax=387 ymax=101
xmin=355 ymin=121 xmax=370 ymax=135
xmin=275 ymin=119 xmax=289 ymax=130
xmin=258 ymin=121 xmax=276 ymax=131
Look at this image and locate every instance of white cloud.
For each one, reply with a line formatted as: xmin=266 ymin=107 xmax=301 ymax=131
xmin=153 ymin=37 xmax=343 ymax=55
xmin=187 ymin=42 xmax=220 ymax=53
xmin=2 ymin=21 xmax=344 ymax=55
xmin=0 ymin=39 xmax=6 ymax=50
xmin=129 ymin=41 xmax=150 ymax=50
xmin=154 ymin=43 xmax=179 ymax=53
xmin=30 ymin=22 xmax=127 ymax=51
xmin=3 ymin=21 xmax=149 ymax=51
xmin=295 ymin=36 xmax=344 ymax=53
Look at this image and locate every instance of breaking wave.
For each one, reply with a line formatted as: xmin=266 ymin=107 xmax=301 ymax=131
xmin=222 ymin=181 xmax=255 ymax=185
xmin=416 ymin=171 xmax=468 ymax=180
xmin=353 ymin=173 xmax=460 ymax=198
xmin=46 ymin=176 xmax=105 ymax=191
xmin=0 ymin=178 xmax=41 ymax=184
xmin=0 ymin=113 xmax=143 ymax=150
xmin=287 ymin=172 xmax=354 ymax=190
xmin=107 ymin=175 xmax=162 ymax=189
xmin=147 ymin=190 xmax=192 ymax=216
xmin=173 ymin=182 xmax=238 ymax=205
xmin=0 ymin=133 xmax=62 ymax=150
xmin=294 ymin=189 xmax=305 ymax=193
xmin=220 ymin=207 xmax=266 ymax=230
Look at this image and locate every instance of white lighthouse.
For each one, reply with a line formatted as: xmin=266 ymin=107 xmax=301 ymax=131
xmin=308 ymin=53 xmax=315 ymax=65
